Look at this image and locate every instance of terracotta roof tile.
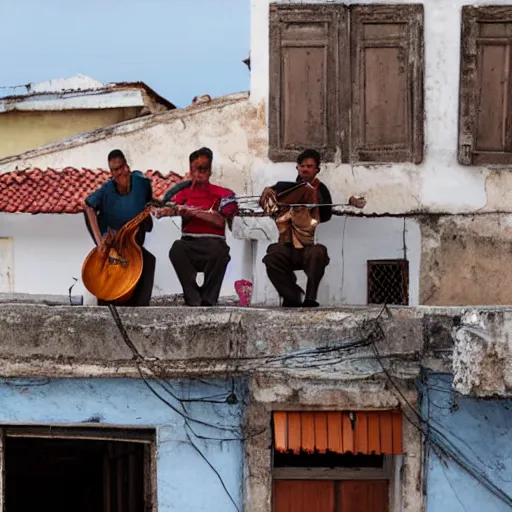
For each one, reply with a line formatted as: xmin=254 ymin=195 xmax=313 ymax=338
xmin=0 ymin=168 xmax=184 ymax=214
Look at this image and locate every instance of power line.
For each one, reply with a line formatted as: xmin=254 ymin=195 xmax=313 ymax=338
xmin=370 ymin=309 xmax=512 ymax=509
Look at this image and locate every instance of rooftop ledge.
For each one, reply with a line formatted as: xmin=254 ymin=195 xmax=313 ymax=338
xmin=1 ymin=301 xmax=512 ymax=398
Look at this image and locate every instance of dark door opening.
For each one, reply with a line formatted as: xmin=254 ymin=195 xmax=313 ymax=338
xmin=5 ymin=432 xmax=153 ymax=512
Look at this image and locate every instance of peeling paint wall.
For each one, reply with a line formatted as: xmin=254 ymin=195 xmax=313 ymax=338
xmin=419 ymin=214 xmax=512 ymax=306
xmin=423 ymin=373 xmax=512 ymax=512
xmin=0 ymin=377 xmax=244 ymax=512
xmin=452 ymin=310 xmax=512 ymax=397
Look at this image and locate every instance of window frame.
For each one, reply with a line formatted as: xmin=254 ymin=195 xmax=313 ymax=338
xmin=0 ymin=425 xmax=157 ymax=512
xmin=367 ymin=259 xmax=410 ymax=306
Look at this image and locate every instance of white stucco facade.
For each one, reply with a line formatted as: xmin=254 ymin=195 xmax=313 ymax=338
xmin=2 ymin=0 xmax=510 ymax=306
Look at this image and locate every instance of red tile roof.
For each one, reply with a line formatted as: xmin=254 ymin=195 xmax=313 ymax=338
xmin=0 ymin=168 xmax=184 ymax=214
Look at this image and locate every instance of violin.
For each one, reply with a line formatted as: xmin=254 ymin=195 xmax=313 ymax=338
xmin=260 ymin=181 xmax=319 ymax=248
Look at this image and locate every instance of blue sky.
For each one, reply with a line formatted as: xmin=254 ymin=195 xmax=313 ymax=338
xmin=0 ymin=0 xmax=251 ymax=108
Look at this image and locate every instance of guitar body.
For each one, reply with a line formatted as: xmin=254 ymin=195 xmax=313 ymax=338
xmin=82 ymin=210 xmax=149 ymax=304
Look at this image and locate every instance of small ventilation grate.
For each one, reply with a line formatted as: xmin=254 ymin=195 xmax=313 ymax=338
xmin=367 ymin=260 xmax=409 ymax=305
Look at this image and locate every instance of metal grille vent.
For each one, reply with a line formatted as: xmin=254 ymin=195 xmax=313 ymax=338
xmin=367 ymin=260 xmax=409 ymax=305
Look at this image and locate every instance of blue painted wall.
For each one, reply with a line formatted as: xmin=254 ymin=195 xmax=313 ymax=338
xmin=422 ymin=373 xmax=512 ymax=512
xmin=0 ymin=377 xmax=245 ymax=512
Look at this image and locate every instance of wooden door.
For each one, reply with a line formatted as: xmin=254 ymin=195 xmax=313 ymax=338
xmin=273 ymin=480 xmax=389 ymax=512
xmin=339 ymin=481 xmax=389 ymax=512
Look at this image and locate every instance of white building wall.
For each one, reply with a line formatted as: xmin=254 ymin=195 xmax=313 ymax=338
xmin=0 ymin=213 xmax=249 ymax=301
xmin=249 ymin=0 xmax=512 ymax=216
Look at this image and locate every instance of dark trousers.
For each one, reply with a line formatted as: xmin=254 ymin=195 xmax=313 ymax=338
xmin=83 ymin=213 xmax=156 ymax=306
xmin=170 ymin=236 xmax=231 ymax=306
xmin=262 ymin=243 xmax=330 ymax=302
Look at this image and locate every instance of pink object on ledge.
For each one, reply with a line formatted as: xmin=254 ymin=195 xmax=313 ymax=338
xmin=235 ymin=279 xmax=253 ymax=307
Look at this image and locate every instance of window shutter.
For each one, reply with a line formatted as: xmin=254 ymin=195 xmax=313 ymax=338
xmin=269 ymin=5 xmax=341 ymax=163
xmin=339 ymin=481 xmax=389 ymax=512
xmin=459 ymin=7 xmax=512 ymax=165
xmin=350 ymin=5 xmax=424 ymax=164
xmin=273 ymin=481 xmax=335 ymax=512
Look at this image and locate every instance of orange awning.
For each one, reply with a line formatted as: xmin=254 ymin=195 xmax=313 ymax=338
xmin=273 ymin=410 xmax=403 ymax=455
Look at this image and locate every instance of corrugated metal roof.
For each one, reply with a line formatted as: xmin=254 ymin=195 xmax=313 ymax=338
xmin=273 ymin=410 xmax=403 ymax=455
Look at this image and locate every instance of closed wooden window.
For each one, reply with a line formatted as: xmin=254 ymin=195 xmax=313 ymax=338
xmin=269 ymin=4 xmax=424 ymax=164
xmin=273 ymin=480 xmax=389 ymax=512
xmin=351 ymin=6 xmax=424 ymax=163
xmin=459 ymin=6 xmax=512 ymax=165
xmin=269 ymin=5 xmax=341 ymax=163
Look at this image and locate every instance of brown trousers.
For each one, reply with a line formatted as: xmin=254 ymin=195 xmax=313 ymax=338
xmin=263 ymin=243 xmax=330 ymax=302
xmin=170 ymin=236 xmax=231 ymax=306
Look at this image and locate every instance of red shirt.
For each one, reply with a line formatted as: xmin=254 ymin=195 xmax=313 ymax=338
xmin=172 ymin=182 xmax=238 ymax=236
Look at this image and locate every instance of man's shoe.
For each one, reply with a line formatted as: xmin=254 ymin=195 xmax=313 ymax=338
xmin=282 ymin=299 xmax=302 ymax=308
xmin=302 ymin=299 xmax=319 ymax=308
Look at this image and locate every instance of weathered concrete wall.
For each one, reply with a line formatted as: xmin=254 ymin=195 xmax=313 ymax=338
xmin=423 ymin=373 xmax=512 ymax=512
xmin=0 ymin=377 xmax=244 ymax=512
xmin=419 ymin=214 xmax=512 ymax=306
xmin=452 ymin=310 xmax=512 ymax=397
xmin=0 ymin=304 xmax=455 ymax=380
xmin=4 ymin=302 xmax=512 ymax=398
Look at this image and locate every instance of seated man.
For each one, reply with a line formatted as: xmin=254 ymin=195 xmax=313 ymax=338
xmin=84 ymin=149 xmax=156 ymax=306
xmin=155 ymin=147 xmax=238 ymax=306
xmin=261 ymin=149 xmax=365 ymax=308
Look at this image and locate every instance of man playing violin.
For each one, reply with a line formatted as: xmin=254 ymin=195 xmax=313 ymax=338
xmin=155 ymin=147 xmax=238 ymax=307
xmin=84 ymin=149 xmax=156 ymax=306
xmin=261 ymin=149 xmax=365 ymax=308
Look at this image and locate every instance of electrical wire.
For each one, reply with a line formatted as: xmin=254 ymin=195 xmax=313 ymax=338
xmin=369 ymin=309 xmax=512 ymax=508
xmin=105 ymin=300 xmax=512 ymax=510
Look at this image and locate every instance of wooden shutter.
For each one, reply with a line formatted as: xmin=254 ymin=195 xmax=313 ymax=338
xmin=274 ymin=480 xmax=335 ymax=512
xmin=273 ymin=480 xmax=389 ymax=512
xmin=459 ymin=7 xmax=512 ymax=165
xmin=269 ymin=4 xmax=344 ymax=163
xmin=339 ymin=480 xmax=389 ymax=512
xmin=351 ymin=5 xmax=424 ymax=163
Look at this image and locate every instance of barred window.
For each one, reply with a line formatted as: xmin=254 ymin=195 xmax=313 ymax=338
xmin=367 ymin=260 xmax=409 ymax=305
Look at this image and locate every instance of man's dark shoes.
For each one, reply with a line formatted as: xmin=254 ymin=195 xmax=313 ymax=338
xmin=282 ymin=299 xmax=302 ymax=308
xmin=302 ymin=299 xmax=319 ymax=308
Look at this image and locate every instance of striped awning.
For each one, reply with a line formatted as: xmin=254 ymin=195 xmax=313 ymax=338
xmin=273 ymin=411 xmax=403 ymax=455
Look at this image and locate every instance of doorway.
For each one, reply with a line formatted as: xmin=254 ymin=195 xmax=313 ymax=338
xmin=4 ymin=427 xmax=155 ymax=512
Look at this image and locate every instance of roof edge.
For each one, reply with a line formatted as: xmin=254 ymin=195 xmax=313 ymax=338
xmin=0 ymin=81 xmax=176 ymax=110
xmin=0 ymin=92 xmax=249 ymax=167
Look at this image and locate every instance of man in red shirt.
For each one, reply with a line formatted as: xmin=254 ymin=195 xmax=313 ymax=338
xmin=155 ymin=147 xmax=238 ymax=306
